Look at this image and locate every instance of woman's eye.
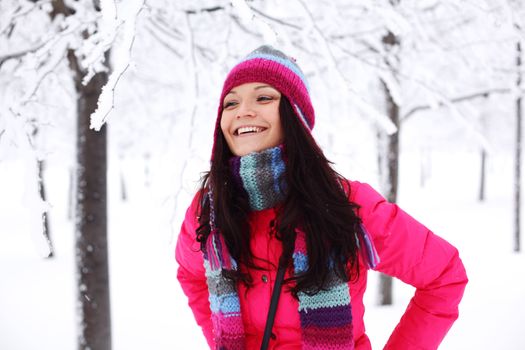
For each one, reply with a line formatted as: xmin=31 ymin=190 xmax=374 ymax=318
xmin=257 ymin=96 xmax=273 ymax=102
xmin=223 ymin=101 xmax=237 ymax=109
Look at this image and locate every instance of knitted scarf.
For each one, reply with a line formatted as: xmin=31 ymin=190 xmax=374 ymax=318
xmin=229 ymin=145 xmax=287 ymax=211
xmin=203 ymin=146 xmax=379 ymax=350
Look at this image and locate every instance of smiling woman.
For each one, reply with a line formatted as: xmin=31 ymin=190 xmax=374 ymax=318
xmin=220 ymin=83 xmax=283 ymax=156
xmin=175 ymin=45 xmax=468 ymax=350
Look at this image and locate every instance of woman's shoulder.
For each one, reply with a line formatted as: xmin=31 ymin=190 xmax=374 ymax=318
xmin=187 ymin=189 xmax=207 ymax=212
xmin=340 ymin=178 xmax=381 ymax=204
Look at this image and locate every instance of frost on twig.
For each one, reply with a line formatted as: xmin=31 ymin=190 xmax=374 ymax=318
xmin=90 ymin=0 xmax=145 ymax=131
xmin=297 ymin=0 xmax=397 ymax=135
xmin=231 ymin=0 xmax=278 ymax=44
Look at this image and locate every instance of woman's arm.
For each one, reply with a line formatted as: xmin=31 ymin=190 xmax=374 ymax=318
xmin=351 ymin=181 xmax=468 ymax=350
xmin=175 ymin=193 xmax=215 ymax=348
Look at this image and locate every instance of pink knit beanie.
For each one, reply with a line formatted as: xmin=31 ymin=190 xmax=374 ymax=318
xmin=212 ymin=45 xmax=315 ymax=156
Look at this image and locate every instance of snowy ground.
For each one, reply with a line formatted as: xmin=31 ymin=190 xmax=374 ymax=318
xmin=1 ymin=150 xmax=524 ymax=349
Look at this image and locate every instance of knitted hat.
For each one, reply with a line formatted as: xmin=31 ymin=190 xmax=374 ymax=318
xmin=212 ymin=45 xmax=315 ymax=157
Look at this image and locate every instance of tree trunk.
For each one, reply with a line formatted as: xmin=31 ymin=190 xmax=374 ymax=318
xmin=48 ymin=2 xmax=112 ymax=346
xmin=68 ymin=48 xmax=112 ymax=350
xmin=31 ymin=123 xmax=54 ymax=258
xmin=377 ymin=29 xmax=401 ymax=306
xmin=377 ymin=82 xmax=399 ymax=305
xmin=119 ymin=155 xmax=127 ymax=201
xmin=515 ymin=40 xmax=522 ymax=253
xmin=479 ymin=149 xmax=486 ymax=202
xmin=120 ymin=170 xmax=127 ymax=201
xmin=37 ymin=158 xmax=54 ymax=257
xmin=68 ymin=167 xmax=75 ymax=220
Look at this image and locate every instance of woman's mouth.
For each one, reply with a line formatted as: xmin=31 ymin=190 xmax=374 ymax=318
xmin=234 ymin=126 xmax=267 ymax=136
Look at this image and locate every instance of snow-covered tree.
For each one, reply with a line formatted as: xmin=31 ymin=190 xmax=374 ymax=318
xmin=1 ymin=2 xmax=523 ymax=333
xmin=1 ymin=0 xmax=143 ymax=348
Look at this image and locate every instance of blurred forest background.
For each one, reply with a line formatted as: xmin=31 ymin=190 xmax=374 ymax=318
xmin=0 ymin=0 xmax=524 ymax=349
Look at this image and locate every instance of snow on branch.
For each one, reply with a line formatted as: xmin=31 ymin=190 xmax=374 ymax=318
xmin=373 ymin=3 xmax=412 ymax=37
xmin=0 ymin=41 xmax=48 ymax=67
xmin=89 ymin=0 xmax=145 ymax=131
xmin=378 ymin=69 xmax=403 ymax=107
xmin=3 ymin=15 xmax=86 ymax=115
xmin=185 ymin=6 xmax=224 ymax=15
xmin=231 ymin=0 xmax=278 ymax=44
xmin=0 ymin=5 xmax=86 ymax=69
xmin=402 ymin=88 xmax=512 ymax=121
xmin=143 ymin=17 xmax=183 ymax=58
xmin=296 ymin=0 xmax=397 ymax=135
xmin=405 ymin=85 xmax=504 ymax=151
xmin=248 ymin=6 xmax=302 ymax=30
xmin=19 ymin=42 xmax=67 ymax=105
xmin=0 ymin=0 xmax=52 ymax=36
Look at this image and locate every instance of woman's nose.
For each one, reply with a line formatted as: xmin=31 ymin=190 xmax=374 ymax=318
xmin=236 ymin=101 xmax=256 ymax=119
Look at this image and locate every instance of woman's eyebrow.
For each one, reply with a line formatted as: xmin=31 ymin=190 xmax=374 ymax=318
xmin=254 ymin=85 xmax=276 ymax=90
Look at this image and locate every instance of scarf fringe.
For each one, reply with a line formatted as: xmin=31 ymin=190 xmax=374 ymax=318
xmin=206 ymin=228 xmax=237 ymax=271
xmin=357 ymin=224 xmax=380 ymax=269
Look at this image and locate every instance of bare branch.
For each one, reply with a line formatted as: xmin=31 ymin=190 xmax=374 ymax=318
xmin=334 ymin=34 xmax=508 ymax=129
xmin=420 ymin=1 xmax=441 ymax=12
xmin=417 ymin=36 xmax=518 ymax=54
xmin=196 ymin=44 xmax=218 ymax=63
xmin=296 ymin=0 xmax=343 ymax=72
xmin=90 ymin=1 xmax=146 ymax=130
xmin=230 ymin=13 xmax=262 ymax=38
xmin=0 ymin=5 xmax=22 ymax=36
xmin=21 ymin=51 xmax=66 ymax=105
xmin=1 ymin=16 xmax=85 ymax=70
xmin=131 ymin=70 xmax=180 ymax=89
xmin=0 ymin=0 xmax=53 ymax=35
xmin=248 ymin=6 xmax=302 ymax=30
xmin=329 ymin=26 xmax=385 ymax=40
xmin=185 ymin=6 xmax=225 ymax=15
xmin=0 ymin=41 xmax=48 ymax=68
xmin=402 ymin=88 xmax=512 ymax=121
xmin=147 ymin=14 xmax=184 ymax=40
xmin=144 ymin=22 xmax=183 ymax=58
xmin=1 ymin=0 xmax=93 ymax=69
xmin=462 ymin=0 xmax=501 ymax=14
xmin=296 ymin=0 xmax=397 ymax=134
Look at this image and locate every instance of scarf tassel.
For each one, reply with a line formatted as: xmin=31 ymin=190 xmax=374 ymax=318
xmin=206 ymin=228 xmax=235 ymax=271
xmin=357 ymin=224 xmax=380 ymax=269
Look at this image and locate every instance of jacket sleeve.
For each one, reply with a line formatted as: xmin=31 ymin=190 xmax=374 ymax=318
xmin=352 ymin=182 xmax=468 ymax=350
xmin=175 ymin=193 xmax=215 ymax=349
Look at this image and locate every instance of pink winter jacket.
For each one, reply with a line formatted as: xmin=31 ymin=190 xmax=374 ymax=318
xmin=176 ymin=181 xmax=468 ymax=349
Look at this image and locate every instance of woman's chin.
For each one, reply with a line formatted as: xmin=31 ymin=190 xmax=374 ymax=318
xmin=231 ymin=143 xmax=264 ymax=157
xmin=234 ymin=148 xmax=261 ymax=157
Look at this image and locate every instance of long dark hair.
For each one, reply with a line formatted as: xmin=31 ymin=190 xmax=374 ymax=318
xmin=196 ymin=96 xmax=362 ymax=297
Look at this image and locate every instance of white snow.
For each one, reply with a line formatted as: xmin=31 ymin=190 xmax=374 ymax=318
xmin=1 ymin=147 xmax=524 ymax=349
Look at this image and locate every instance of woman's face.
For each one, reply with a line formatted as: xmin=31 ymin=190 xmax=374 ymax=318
xmin=220 ymin=82 xmax=283 ymax=157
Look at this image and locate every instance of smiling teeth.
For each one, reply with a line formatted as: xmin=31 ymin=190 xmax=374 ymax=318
xmin=237 ymin=126 xmax=263 ymax=135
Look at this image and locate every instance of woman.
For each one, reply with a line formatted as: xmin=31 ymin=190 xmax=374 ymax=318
xmin=176 ymin=45 xmax=468 ymax=349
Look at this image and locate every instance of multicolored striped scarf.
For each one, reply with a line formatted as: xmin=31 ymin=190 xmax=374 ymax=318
xmin=203 ymin=146 xmax=379 ymax=349
xmin=229 ymin=145 xmax=287 ymax=211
